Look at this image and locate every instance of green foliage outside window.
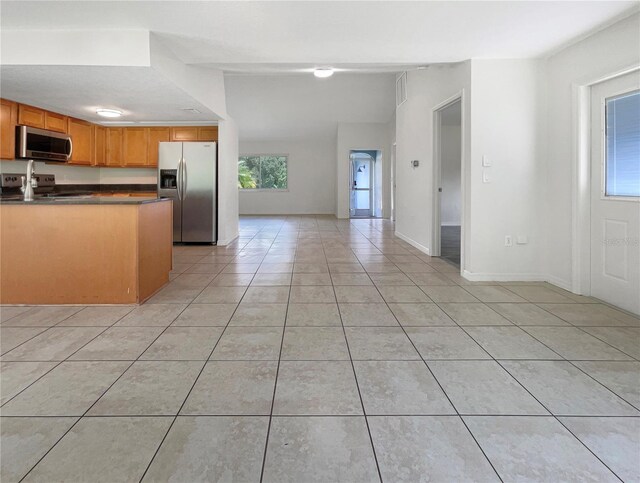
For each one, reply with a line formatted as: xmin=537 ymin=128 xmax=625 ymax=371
xmin=238 ymin=155 xmax=288 ymax=189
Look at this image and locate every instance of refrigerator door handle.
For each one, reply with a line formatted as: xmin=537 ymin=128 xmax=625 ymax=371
xmin=176 ymin=157 xmax=183 ymax=200
xmin=182 ymin=157 xmax=188 ymax=200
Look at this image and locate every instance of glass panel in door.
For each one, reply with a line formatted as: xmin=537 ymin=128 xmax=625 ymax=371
xmin=351 ymin=156 xmax=372 ymax=217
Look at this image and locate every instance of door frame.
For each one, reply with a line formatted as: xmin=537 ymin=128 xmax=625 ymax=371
xmin=432 ymin=92 xmax=464 ymax=270
xmin=571 ymin=63 xmax=639 ymax=295
xmin=390 ymin=142 xmax=396 ymax=222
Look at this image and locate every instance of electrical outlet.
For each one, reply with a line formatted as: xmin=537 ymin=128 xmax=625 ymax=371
xmin=504 ymin=235 xmax=513 ymax=247
xmin=482 ymin=171 xmax=490 ymax=183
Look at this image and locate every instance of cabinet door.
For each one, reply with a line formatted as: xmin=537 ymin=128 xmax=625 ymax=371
xmin=170 ymin=126 xmax=199 ymax=142
xmin=198 ymin=126 xmax=218 ymax=141
xmin=0 ymin=99 xmax=18 ymax=160
xmin=106 ymin=128 xmax=123 ymax=166
xmin=44 ymin=112 xmax=68 ymax=133
xmin=93 ymin=125 xmax=107 ymax=166
xmin=147 ymin=127 xmax=170 ymax=167
xmin=18 ymin=104 xmax=45 ymax=129
xmin=122 ymin=128 xmax=149 ymax=166
xmin=67 ymin=118 xmax=93 ymax=165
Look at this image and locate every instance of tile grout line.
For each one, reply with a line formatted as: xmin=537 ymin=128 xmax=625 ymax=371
xmin=1 ymin=306 xmax=139 ymax=409
xmin=441 ymin=300 xmax=628 ymax=482
xmin=138 ymin=221 xmax=272 ymax=482
xmin=330 ymin=261 xmax=384 ymax=483
xmin=16 ymin=298 xmax=195 ymax=483
xmin=346 ymin=219 xmax=507 ymax=482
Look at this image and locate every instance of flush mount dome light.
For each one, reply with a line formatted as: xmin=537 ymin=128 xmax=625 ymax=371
xmin=96 ymin=108 xmax=122 ymax=118
xmin=314 ymin=68 xmax=334 ymax=78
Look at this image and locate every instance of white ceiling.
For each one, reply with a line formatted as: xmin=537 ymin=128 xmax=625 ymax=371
xmin=1 ymin=1 xmax=636 ymax=138
xmin=2 ymin=1 xmax=637 ymax=72
xmin=0 ymin=65 xmax=219 ymax=123
xmin=225 ymin=74 xmax=396 ymax=140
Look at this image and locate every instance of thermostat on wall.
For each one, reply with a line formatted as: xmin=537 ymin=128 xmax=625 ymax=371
xmin=412 ymin=160 xmax=420 ymax=167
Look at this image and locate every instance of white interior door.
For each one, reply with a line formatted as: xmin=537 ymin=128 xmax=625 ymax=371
xmin=590 ymin=71 xmax=640 ymax=315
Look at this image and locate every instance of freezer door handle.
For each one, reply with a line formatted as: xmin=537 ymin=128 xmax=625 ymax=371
xmin=176 ymin=157 xmax=184 ymax=200
xmin=182 ymin=157 xmax=188 ymax=200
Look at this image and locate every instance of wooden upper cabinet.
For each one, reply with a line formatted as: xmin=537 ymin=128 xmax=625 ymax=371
xmin=147 ymin=127 xmax=170 ymax=167
xmin=18 ymin=104 xmax=45 ymax=129
xmin=93 ymin=125 xmax=107 ymax=167
xmin=17 ymin=104 xmax=67 ymax=133
xmin=106 ymin=128 xmax=123 ymax=166
xmin=67 ymin=118 xmax=93 ymax=165
xmin=170 ymin=126 xmax=199 ymax=142
xmin=122 ymin=128 xmax=149 ymax=166
xmin=0 ymin=99 xmax=18 ymax=160
xmin=44 ymin=112 xmax=68 ymax=133
xmin=198 ymin=126 xmax=218 ymax=141
xmin=170 ymin=126 xmax=218 ymax=142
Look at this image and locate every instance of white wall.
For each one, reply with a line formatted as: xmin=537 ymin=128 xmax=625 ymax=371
xmin=544 ymin=12 xmax=640 ymax=290
xmin=467 ymin=59 xmax=546 ymax=279
xmin=394 ymin=63 xmax=471 ymax=255
xmin=394 ymin=59 xmax=545 ymax=280
xmin=440 ymin=124 xmax=461 ymax=225
xmin=217 ymin=117 xmax=240 ymax=245
xmin=336 ymin=122 xmax=392 ymax=219
xmin=239 ymin=138 xmax=335 ymax=215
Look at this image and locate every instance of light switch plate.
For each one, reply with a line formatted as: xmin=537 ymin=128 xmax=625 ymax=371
xmin=517 ymin=236 xmax=528 ymax=245
xmin=482 ymin=171 xmax=491 ymax=183
xmin=482 ymin=155 xmax=491 ymax=167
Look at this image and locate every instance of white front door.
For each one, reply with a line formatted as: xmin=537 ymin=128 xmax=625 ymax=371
xmin=590 ymin=71 xmax=640 ymax=315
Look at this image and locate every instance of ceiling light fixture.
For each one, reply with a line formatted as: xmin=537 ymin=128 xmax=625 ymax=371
xmin=96 ymin=108 xmax=122 ymax=118
xmin=314 ymin=68 xmax=334 ymax=78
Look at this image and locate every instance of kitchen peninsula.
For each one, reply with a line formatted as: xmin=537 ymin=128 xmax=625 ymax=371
xmin=0 ymin=197 xmax=172 ymax=304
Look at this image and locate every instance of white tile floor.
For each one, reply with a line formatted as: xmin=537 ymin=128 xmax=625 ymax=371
xmin=1 ymin=215 xmax=639 ymax=482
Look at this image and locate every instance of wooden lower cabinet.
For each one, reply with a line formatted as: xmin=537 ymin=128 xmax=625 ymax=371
xmin=0 ymin=200 xmax=173 ymax=304
xmin=147 ymin=127 xmax=170 ymax=167
xmin=0 ymin=99 xmax=17 ymax=160
xmin=67 ymin=118 xmax=93 ymax=165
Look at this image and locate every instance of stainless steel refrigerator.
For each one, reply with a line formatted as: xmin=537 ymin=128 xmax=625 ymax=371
xmin=158 ymin=142 xmax=217 ymax=243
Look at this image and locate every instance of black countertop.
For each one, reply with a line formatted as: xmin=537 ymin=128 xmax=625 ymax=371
xmin=0 ymin=196 xmax=169 ymax=205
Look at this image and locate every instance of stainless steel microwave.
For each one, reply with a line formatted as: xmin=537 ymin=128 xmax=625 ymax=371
xmin=16 ymin=125 xmax=72 ymax=162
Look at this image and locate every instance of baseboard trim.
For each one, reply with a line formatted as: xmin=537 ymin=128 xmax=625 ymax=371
xmin=216 ymin=234 xmax=239 ymax=246
xmin=462 ymin=271 xmax=546 ymax=282
xmin=394 ymin=231 xmax=431 ymax=256
xmin=545 ymin=275 xmax=573 ymax=292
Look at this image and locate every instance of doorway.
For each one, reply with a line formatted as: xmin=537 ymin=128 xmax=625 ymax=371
xmin=350 ymin=150 xmax=381 ymax=218
xmin=589 ymin=71 xmax=640 ymax=314
xmin=434 ymin=99 xmax=462 ymax=267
